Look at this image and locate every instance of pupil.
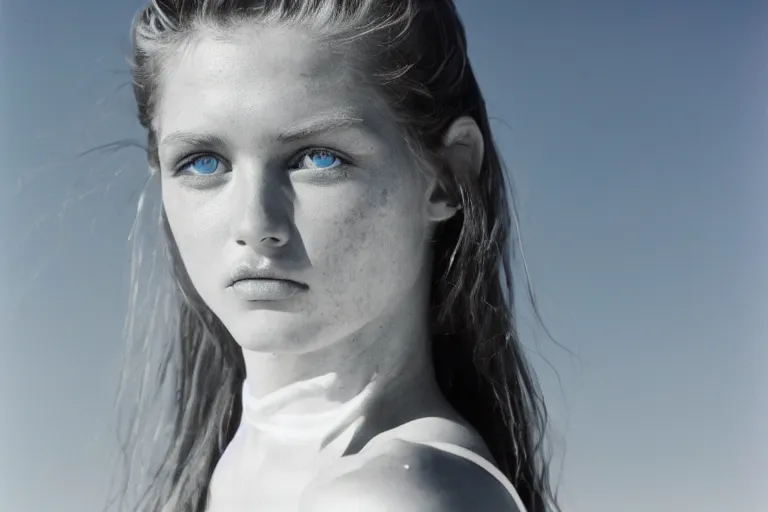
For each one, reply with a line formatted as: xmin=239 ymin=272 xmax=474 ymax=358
xmin=196 ymin=157 xmax=216 ymax=172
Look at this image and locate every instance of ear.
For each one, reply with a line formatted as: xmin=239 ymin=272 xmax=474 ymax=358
xmin=425 ymin=116 xmax=484 ymax=222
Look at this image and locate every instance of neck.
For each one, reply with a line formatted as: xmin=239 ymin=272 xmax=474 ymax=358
xmin=237 ymin=276 xmax=447 ymax=456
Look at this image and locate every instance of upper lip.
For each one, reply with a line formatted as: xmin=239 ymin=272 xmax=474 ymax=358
xmin=227 ymin=263 xmax=307 ymax=288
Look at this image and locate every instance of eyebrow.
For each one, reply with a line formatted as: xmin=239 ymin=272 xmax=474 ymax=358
xmin=159 ymin=110 xmax=367 ymax=148
xmin=276 ymin=110 xmax=365 ymax=142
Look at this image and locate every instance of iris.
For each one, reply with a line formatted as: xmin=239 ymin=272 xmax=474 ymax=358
xmin=304 ymin=150 xmax=340 ymax=169
xmin=188 ymin=155 xmax=219 ymax=174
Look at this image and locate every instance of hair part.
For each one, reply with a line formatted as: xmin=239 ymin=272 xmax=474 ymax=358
xmin=114 ymin=1 xmax=561 ymax=511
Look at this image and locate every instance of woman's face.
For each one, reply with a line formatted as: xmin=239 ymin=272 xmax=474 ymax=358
xmin=154 ymin=24 xmax=436 ymax=354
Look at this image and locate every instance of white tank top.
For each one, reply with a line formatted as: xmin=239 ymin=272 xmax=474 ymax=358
xmin=235 ymin=375 xmax=529 ymax=511
xmin=422 ymin=441 xmax=529 ymax=512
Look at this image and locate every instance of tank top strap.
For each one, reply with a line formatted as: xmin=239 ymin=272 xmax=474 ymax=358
xmin=421 ymin=441 xmax=528 ymax=512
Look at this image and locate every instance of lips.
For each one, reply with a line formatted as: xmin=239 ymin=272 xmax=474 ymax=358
xmin=227 ymin=262 xmax=305 ymax=284
xmin=229 ymin=278 xmax=307 ymax=301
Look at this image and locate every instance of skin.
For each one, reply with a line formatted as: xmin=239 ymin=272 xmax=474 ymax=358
xmin=154 ymin=22 xmax=506 ymax=511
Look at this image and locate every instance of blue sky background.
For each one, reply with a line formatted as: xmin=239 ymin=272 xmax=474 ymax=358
xmin=1 ymin=1 xmax=766 ymax=511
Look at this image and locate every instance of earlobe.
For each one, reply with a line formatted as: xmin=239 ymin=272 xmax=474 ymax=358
xmin=426 ymin=199 xmax=461 ymax=223
xmin=424 ymin=171 xmax=462 ymax=223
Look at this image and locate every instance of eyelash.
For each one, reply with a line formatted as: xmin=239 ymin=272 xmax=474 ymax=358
xmin=173 ymin=148 xmax=349 ymax=177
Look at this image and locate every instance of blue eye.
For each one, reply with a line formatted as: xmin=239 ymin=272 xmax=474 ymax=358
xmin=302 ymin=149 xmax=342 ymax=169
xmin=183 ymin=155 xmax=221 ymax=175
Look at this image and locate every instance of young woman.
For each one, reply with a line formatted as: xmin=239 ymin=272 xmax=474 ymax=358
xmin=119 ymin=1 xmax=559 ymax=510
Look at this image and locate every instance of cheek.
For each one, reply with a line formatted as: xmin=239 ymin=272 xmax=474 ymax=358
xmin=162 ymin=186 xmax=229 ymax=284
xmin=298 ymin=182 xmax=427 ymax=308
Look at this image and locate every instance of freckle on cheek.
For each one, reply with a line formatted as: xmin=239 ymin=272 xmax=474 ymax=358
xmin=378 ymin=188 xmax=389 ymax=208
xmin=344 ymin=206 xmax=366 ymax=227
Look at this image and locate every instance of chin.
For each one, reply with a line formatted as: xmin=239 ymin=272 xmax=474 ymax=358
xmin=225 ymin=310 xmax=332 ymax=354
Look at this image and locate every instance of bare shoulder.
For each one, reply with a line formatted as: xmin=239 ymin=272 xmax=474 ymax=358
xmin=299 ymin=438 xmax=523 ymax=512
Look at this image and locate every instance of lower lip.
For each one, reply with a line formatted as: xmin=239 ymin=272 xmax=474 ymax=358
xmin=230 ymin=279 xmax=307 ymax=301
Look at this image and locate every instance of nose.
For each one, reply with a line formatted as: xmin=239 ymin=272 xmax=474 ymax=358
xmin=231 ymin=167 xmax=292 ymax=252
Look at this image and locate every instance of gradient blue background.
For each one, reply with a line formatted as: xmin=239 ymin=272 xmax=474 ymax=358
xmin=1 ymin=1 xmax=765 ymax=510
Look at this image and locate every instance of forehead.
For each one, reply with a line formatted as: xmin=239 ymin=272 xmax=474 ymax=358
xmin=154 ymin=24 xmax=386 ymax=140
